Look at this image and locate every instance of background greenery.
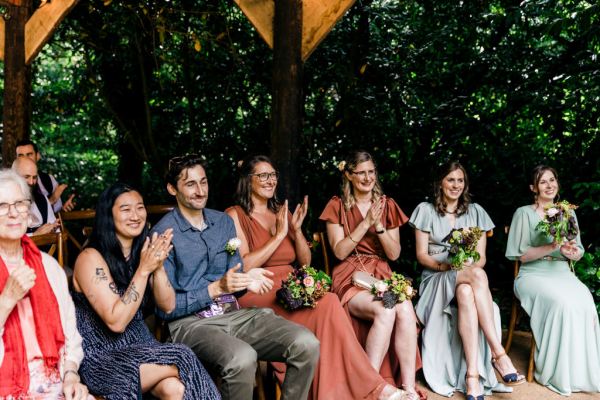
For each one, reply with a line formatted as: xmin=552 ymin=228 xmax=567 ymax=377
xmin=1 ymin=0 xmax=598 ymax=315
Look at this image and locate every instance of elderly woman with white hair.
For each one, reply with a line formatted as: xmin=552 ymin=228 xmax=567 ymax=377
xmin=0 ymin=168 xmax=90 ymax=399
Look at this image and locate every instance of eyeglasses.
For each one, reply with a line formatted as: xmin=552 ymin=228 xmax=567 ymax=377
xmin=351 ymin=169 xmax=377 ymax=179
xmin=249 ymin=171 xmax=279 ymax=182
xmin=0 ymin=200 xmax=32 ymax=217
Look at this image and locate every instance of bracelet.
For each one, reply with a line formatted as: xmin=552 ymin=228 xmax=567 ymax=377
xmin=63 ymin=369 xmax=80 ymax=382
xmin=348 ymin=234 xmax=358 ymax=243
xmin=376 ymin=228 xmax=385 ymax=234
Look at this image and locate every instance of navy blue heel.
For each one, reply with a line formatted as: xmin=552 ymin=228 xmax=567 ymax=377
xmin=492 ymin=353 xmax=526 ymax=386
xmin=465 ymin=373 xmax=484 ymax=400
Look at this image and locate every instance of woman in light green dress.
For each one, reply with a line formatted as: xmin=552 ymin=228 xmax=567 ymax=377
xmin=506 ymin=165 xmax=600 ymax=396
xmin=409 ymin=161 xmax=523 ymax=399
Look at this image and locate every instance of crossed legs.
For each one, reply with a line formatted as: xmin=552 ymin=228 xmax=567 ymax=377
xmin=456 ymin=267 xmax=520 ymax=394
xmin=140 ymin=364 xmax=185 ymax=400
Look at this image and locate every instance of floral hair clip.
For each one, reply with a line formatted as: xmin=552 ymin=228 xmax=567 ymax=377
xmin=237 ymin=160 xmax=244 ymax=169
xmin=337 ymin=161 xmax=346 ymax=172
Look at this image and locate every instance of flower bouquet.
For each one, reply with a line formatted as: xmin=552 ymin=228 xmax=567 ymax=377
xmin=442 ymin=227 xmax=484 ymax=270
xmin=370 ymin=272 xmax=416 ymax=309
xmin=276 ymin=265 xmax=332 ymax=311
xmin=536 ymin=200 xmax=579 ymax=244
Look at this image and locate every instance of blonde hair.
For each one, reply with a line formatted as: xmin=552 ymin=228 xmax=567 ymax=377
xmin=340 ymin=150 xmax=383 ymax=210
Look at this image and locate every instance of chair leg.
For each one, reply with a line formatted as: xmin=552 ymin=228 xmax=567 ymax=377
xmin=255 ymin=367 xmax=266 ymax=400
xmin=527 ymin=334 xmax=535 ymax=383
xmin=504 ymin=296 xmax=519 ymax=353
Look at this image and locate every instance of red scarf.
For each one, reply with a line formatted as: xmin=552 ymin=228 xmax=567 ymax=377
xmin=0 ymin=235 xmax=65 ymax=396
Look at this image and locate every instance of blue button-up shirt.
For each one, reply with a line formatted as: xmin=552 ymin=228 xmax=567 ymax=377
xmin=151 ymin=207 xmax=242 ymax=321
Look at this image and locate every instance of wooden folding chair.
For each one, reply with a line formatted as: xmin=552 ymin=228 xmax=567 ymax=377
xmin=31 ymin=232 xmax=65 ymax=267
xmin=312 ymin=231 xmax=332 ymax=276
xmin=503 ymin=227 xmax=535 ymax=382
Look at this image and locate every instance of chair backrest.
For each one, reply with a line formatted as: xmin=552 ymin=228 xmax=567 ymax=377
xmin=503 ymin=225 xmax=520 ymax=277
xmin=31 ymin=232 xmax=65 ymax=267
xmin=312 ymin=232 xmax=332 ymax=276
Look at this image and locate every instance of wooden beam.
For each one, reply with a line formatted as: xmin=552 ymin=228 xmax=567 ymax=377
xmin=271 ymin=0 xmax=303 ymax=202
xmin=24 ymin=0 xmax=78 ymax=64
xmin=2 ymin=3 xmax=31 ymax=167
xmin=0 ymin=17 xmax=4 ymax=60
xmin=235 ymin=0 xmax=356 ymax=61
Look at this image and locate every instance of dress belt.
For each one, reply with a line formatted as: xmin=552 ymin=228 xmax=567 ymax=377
xmin=539 ymin=255 xmax=567 ymax=262
xmin=428 ymin=247 xmax=447 ymax=256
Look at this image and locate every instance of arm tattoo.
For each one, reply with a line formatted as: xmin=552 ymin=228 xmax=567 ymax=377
xmin=108 ymin=282 xmax=120 ymax=295
xmin=92 ymin=267 xmax=108 ymax=284
xmin=121 ymin=283 xmax=140 ymax=305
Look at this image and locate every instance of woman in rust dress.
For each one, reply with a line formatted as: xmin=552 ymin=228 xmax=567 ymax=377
xmin=226 ymin=155 xmax=411 ymax=400
xmin=319 ymin=151 xmax=423 ymax=400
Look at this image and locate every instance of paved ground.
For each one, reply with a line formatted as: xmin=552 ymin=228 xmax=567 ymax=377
xmin=418 ymin=331 xmax=599 ymax=400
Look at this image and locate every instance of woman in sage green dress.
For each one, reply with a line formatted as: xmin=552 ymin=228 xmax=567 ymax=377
xmin=506 ymin=165 xmax=600 ymax=396
xmin=409 ymin=161 xmax=523 ymax=399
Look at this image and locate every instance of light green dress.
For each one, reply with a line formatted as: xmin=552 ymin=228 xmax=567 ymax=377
xmin=506 ymin=205 xmax=600 ymax=395
xmin=409 ymin=202 xmax=508 ymax=397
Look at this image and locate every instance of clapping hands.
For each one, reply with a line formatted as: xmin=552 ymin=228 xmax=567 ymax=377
xmin=291 ymin=196 xmax=308 ymax=232
xmin=365 ymin=195 xmax=386 ymax=229
xmin=247 ymin=268 xmax=275 ymax=294
xmin=139 ymin=229 xmax=173 ymax=275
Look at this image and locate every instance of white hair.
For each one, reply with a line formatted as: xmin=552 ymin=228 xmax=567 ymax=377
xmin=0 ymin=168 xmax=31 ymax=200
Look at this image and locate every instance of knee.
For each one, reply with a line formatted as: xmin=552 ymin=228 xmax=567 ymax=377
xmin=373 ymin=306 xmax=396 ymax=327
xmin=289 ymin=328 xmax=320 ymax=365
xmin=161 ymin=377 xmax=185 ymax=398
xmin=222 ymin=346 xmax=258 ymax=378
xmin=395 ymin=301 xmax=417 ymax=323
xmin=456 ymin=284 xmax=475 ymax=305
xmin=471 ymin=267 xmax=489 ymax=286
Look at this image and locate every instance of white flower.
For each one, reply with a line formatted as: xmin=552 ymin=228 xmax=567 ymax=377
xmin=547 ymin=207 xmax=559 ymax=218
xmin=225 ymin=238 xmax=242 ymax=255
xmin=404 ymin=285 xmax=414 ymax=296
xmin=373 ymin=281 xmax=389 ymax=294
xmin=463 ymin=257 xmax=474 ymax=267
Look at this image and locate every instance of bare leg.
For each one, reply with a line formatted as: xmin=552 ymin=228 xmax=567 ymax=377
xmin=393 ymin=300 xmax=418 ymax=392
xmin=457 ymin=268 xmax=520 ymax=375
xmin=139 ymin=364 xmax=184 ymax=400
xmin=348 ymin=290 xmax=396 ymax=372
xmin=455 ymin=284 xmax=481 ymax=396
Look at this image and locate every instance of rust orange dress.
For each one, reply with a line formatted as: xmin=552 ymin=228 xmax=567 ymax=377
xmin=319 ymin=196 xmax=422 ymax=387
xmin=228 ymin=205 xmax=388 ymax=400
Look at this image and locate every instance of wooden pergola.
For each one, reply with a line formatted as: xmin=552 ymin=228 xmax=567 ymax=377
xmin=1 ymin=0 xmax=355 ymax=197
xmin=0 ymin=0 xmax=78 ymax=166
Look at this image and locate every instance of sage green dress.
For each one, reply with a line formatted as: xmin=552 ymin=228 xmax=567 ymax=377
xmin=506 ymin=205 xmax=600 ymax=396
xmin=409 ymin=202 xmax=508 ymax=397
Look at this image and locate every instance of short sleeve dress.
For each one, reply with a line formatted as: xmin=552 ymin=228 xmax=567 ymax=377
xmin=228 ymin=205 xmax=389 ymax=400
xmin=319 ymin=196 xmax=422 ymax=387
xmin=72 ymin=285 xmax=220 ymax=400
xmin=506 ymin=205 xmax=600 ymax=395
xmin=409 ymin=202 xmax=505 ymax=397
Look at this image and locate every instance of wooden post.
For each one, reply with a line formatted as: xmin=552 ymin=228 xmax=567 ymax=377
xmin=2 ymin=1 xmax=32 ymax=167
xmin=271 ymin=0 xmax=303 ymax=203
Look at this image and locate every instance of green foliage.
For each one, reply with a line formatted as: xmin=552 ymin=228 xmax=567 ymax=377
xmin=574 ymin=248 xmax=600 ymax=316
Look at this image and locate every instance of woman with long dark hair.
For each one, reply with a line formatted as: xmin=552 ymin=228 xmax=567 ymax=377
xmin=319 ymin=151 xmax=424 ymax=400
xmin=506 ymin=165 xmax=600 ymax=395
xmin=71 ymin=183 xmax=219 ymax=399
xmin=226 ymin=155 xmax=412 ymax=400
xmin=409 ymin=161 xmax=522 ymax=399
